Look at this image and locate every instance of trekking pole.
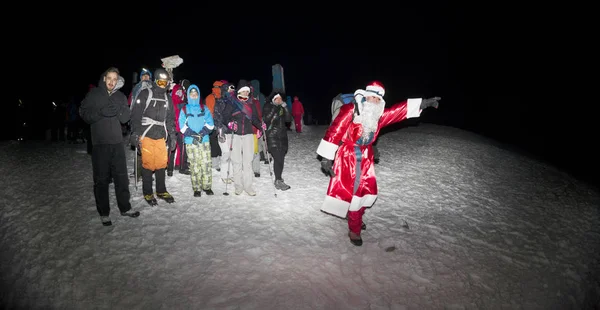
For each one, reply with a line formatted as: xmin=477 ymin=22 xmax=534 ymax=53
xmin=259 ymin=128 xmax=277 ymax=198
xmin=223 ymin=133 xmax=234 ymax=196
xmin=134 ymin=145 xmax=138 ymax=192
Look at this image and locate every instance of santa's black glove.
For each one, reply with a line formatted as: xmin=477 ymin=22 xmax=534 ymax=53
xmin=320 ymin=158 xmax=335 ymax=177
xmin=420 ymin=97 xmax=441 ymax=110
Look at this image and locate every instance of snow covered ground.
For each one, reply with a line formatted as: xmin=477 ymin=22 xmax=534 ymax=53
xmin=1 ymin=123 xmax=599 ymax=309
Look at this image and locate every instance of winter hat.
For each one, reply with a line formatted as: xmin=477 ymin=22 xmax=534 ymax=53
xmin=180 ymin=79 xmax=191 ymax=91
xmin=364 ymin=81 xmax=385 ymax=99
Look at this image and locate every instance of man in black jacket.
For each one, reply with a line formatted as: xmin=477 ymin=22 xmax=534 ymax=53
xmin=80 ymin=67 xmax=140 ymax=226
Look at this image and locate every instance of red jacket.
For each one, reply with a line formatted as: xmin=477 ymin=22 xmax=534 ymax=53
xmin=292 ymin=96 xmax=304 ymax=116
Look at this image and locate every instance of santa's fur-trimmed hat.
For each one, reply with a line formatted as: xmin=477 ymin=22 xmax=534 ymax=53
xmin=354 ymin=81 xmax=386 ymax=105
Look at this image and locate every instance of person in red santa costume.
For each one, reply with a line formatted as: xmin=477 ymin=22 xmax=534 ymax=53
xmin=317 ymin=81 xmax=441 ymax=246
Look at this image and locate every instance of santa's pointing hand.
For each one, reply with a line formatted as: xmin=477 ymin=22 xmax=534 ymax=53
xmin=420 ymin=97 xmax=441 ymax=110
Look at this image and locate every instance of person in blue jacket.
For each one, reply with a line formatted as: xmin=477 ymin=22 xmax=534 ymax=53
xmin=179 ymin=85 xmax=215 ymax=196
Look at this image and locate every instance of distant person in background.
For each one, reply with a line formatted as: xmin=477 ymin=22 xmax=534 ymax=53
xmin=285 ymin=96 xmax=292 ymax=131
xmin=51 ymin=101 xmax=66 ymax=142
xmin=66 ymin=96 xmax=82 ymax=143
xmin=317 ymin=81 xmax=440 ymax=246
xmin=291 ymin=96 xmax=304 ymax=133
xmin=83 ymin=84 xmax=96 ymax=154
xmin=80 ymin=67 xmax=140 ymax=226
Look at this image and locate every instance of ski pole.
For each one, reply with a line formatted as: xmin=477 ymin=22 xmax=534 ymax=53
xmin=260 ymin=128 xmax=277 ymax=198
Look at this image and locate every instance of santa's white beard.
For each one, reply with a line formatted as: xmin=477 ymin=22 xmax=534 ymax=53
xmin=356 ymin=101 xmax=384 ymax=138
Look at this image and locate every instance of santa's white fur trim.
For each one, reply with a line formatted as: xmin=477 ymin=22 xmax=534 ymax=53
xmin=349 ymin=194 xmax=377 ymax=211
xmin=365 ymin=84 xmax=385 ymax=97
xmin=238 ymin=86 xmax=250 ymax=93
xmin=406 ymin=98 xmax=422 ymax=118
xmin=320 ymin=194 xmax=379 ymax=218
xmin=316 ymin=139 xmax=339 ymax=160
xmin=320 ymin=195 xmax=350 ymax=218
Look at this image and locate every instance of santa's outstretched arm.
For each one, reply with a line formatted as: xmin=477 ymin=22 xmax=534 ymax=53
xmin=379 ymin=97 xmax=441 ymax=128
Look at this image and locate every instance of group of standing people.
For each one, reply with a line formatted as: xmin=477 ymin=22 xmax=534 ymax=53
xmin=80 ymin=67 xmax=296 ymax=225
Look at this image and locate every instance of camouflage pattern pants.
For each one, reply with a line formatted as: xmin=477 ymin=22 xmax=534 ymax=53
xmin=186 ymin=142 xmax=212 ymax=191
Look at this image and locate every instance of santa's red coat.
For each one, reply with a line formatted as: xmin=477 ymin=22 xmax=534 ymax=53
xmin=316 ymin=98 xmax=422 ymax=218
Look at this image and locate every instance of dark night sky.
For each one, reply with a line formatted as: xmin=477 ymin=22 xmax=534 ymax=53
xmin=7 ymin=4 xmax=598 ymax=185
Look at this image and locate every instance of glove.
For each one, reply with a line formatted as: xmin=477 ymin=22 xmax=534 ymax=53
xmin=168 ymin=135 xmax=177 ymax=152
xmin=261 ymin=122 xmax=267 ymax=131
xmin=257 ymin=130 xmax=263 ymax=139
xmin=101 ymin=103 xmax=119 ymax=117
xmin=281 ymin=102 xmax=287 ymax=108
xmin=420 ymin=97 xmax=441 ymax=110
xmin=228 ymin=121 xmax=238 ymax=132
xmin=130 ymin=134 xmax=140 ymax=149
xmin=192 ymin=134 xmax=203 ymax=145
xmin=183 ymin=127 xmax=197 ymax=138
xmin=218 ymin=127 xmax=226 ymax=143
xmin=320 ymin=158 xmax=335 ymax=177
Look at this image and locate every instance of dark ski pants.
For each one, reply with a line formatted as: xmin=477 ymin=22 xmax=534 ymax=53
xmin=142 ymin=168 xmax=167 ymax=196
xmin=269 ymin=148 xmax=286 ymax=180
xmin=168 ymin=133 xmax=188 ymax=173
xmin=92 ymin=143 xmax=132 ymax=216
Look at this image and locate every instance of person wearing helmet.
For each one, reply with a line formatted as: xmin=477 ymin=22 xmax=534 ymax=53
xmin=130 ymin=68 xmax=177 ymax=206
xmin=317 ymin=81 xmax=441 ymax=246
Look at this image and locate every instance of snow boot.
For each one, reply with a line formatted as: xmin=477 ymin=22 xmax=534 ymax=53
xmin=274 ymin=179 xmax=291 ymax=191
xmin=194 ymin=191 xmax=202 ymax=197
xmin=100 ymin=216 xmax=112 ymax=226
xmin=121 ymin=210 xmax=140 ymax=217
xmin=156 ymin=192 xmax=175 ymax=203
xmin=348 ymin=231 xmax=363 ymax=246
xmin=144 ymin=194 xmax=158 ymax=206
xmin=203 ymin=189 xmax=214 ymax=195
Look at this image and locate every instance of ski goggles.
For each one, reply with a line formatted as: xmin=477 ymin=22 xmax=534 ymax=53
xmin=156 ymin=79 xmax=168 ymax=87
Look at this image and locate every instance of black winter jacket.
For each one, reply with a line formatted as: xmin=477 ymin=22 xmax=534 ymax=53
xmin=263 ymin=100 xmax=291 ymax=152
xmin=80 ymin=79 xmax=130 ymax=145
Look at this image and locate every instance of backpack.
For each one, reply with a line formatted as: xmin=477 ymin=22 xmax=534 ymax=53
xmin=137 ymin=85 xmax=171 ymax=140
xmin=331 ymin=93 xmax=356 ymax=121
xmin=130 ymin=80 xmax=152 ymax=110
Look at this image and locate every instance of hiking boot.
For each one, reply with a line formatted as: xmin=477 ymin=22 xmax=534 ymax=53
xmin=348 ymin=231 xmax=363 ymax=246
xmin=254 ymin=172 xmax=260 ymax=177
xmin=179 ymin=169 xmax=190 ymax=175
xmin=193 ymin=191 xmax=202 ymax=197
xmin=235 ymin=188 xmax=243 ymax=195
xmin=156 ymin=192 xmax=175 ymax=203
xmin=144 ymin=194 xmax=158 ymax=206
xmin=274 ymin=179 xmax=290 ymax=191
xmin=167 ymin=170 xmax=173 ymax=177
xmin=245 ymin=188 xmax=256 ymax=196
xmin=100 ymin=216 xmax=112 ymax=226
xmin=121 ymin=210 xmax=140 ymax=217
xmin=203 ymin=189 xmax=214 ymax=195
